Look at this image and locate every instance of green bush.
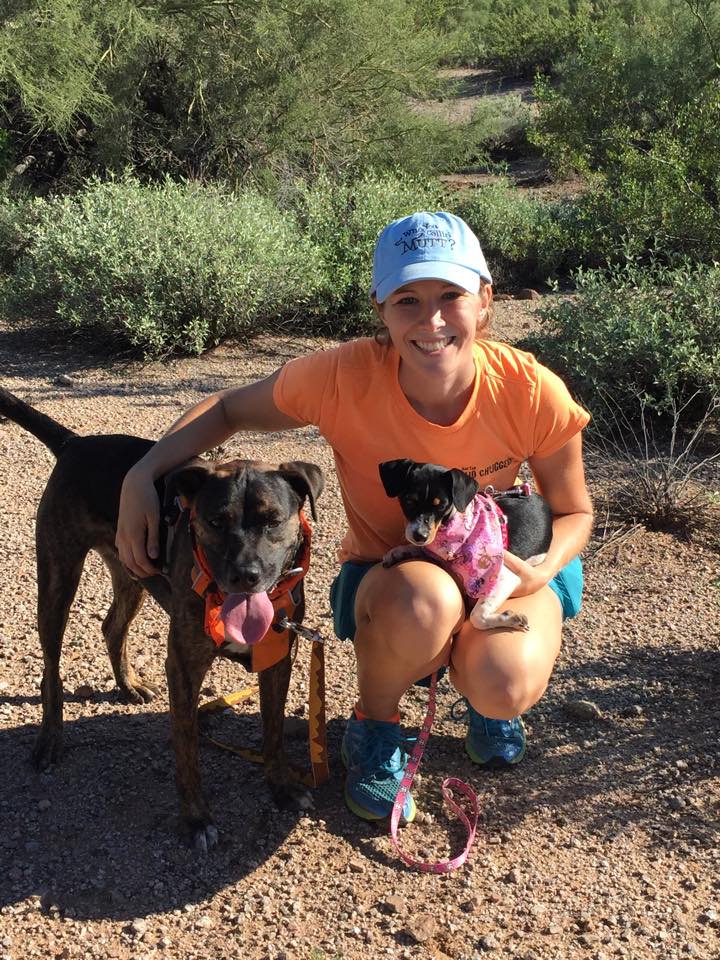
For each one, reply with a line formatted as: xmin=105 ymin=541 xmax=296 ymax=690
xmin=448 ymin=0 xmax=592 ymax=76
xmin=287 ymin=171 xmax=446 ymax=328
xmin=523 ymin=261 xmax=720 ymax=429
xmin=0 ymin=0 xmax=463 ymax=188
xmin=454 ymin=180 xmax=582 ymax=287
xmin=567 ymin=83 xmax=720 ymax=265
xmin=3 ymin=177 xmax=325 ymax=355
xmin=0 ymin=192 xmax=45 ymax=274
xmin=532 ymin=2 xmax=720 ymax=175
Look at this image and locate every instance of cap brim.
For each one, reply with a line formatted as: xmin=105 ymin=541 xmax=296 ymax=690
xmin=373 ymin=261 xmax=490 ymax=303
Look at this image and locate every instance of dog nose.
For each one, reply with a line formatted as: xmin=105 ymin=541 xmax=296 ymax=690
xmin=227 ymin=565 xmax=262 ymax=590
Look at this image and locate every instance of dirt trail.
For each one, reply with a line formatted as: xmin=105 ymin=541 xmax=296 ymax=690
xmin=0 ymin=302 xmax=718 ymax=960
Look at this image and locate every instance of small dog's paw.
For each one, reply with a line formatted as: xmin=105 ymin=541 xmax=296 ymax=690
xmin=269 ymin=779 xmax=314 ymax=812
xmin=186 ymin=819 xmax=219 ymax=854
xmin=382 ymin=547 xmax=410 ymax=568
xmin=119 ymin=676 xmax=160 ymax=704
xmin=499 ymin=610 xmax=530 ymax=631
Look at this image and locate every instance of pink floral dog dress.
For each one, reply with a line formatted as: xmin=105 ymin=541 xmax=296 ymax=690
xmin=423 ymin=492 xmax=509 ymax=599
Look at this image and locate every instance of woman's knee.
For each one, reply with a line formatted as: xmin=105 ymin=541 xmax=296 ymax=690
xmin=357 ymin=563 xmax=463 ymax=633
xmin=451 ymin=627 xmax=559 ymax=718
xmin=453 ymin=665 xmax=550 ymax=719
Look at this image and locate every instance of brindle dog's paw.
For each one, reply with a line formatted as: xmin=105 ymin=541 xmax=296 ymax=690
xmin=185 ymin=818 xmax=219 ymax=854
xmin=31 ymin=731 xmax=62 ymax=770
xmin=269 ymin=780 xmax=314 ymax=812
xmin=119 ymin=676 xmax=160 ymax=704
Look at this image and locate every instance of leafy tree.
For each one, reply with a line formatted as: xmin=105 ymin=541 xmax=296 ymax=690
xmin=0 ymin=0 xmax=472 ymax=187
xmin=532 ymin=0 xmax=720 ymax=174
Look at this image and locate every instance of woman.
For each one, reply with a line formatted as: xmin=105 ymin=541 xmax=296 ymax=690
xmin=116 ymin=211 xmax=593 ymax=824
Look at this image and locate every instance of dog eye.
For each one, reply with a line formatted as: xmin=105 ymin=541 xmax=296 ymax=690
xmin=255 ymin=516 xmax=281 ymax=530
xmin=207 ymin=516 xmax=225 ymax=529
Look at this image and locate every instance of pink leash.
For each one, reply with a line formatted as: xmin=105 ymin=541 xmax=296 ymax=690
xmin=389 ymin=667 xmax=479 ymax=872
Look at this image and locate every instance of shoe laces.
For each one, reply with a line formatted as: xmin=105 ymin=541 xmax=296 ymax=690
xmin=357 ymin=721 xmax=416 ymax=778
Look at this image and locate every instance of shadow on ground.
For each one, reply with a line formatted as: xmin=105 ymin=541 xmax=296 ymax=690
xmin=1 ymin=639 xmax=717 ymax=919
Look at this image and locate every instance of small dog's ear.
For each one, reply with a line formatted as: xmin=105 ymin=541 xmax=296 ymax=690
xmin=449 ymin=468 xmax=478 ymax=511
xmin=277 ymin=461 xmax=325 ymax=521
xmin=163 ymin=459 xmax=213 ymax=512
xmin=379 ymin=459 xmax=415 ymax=498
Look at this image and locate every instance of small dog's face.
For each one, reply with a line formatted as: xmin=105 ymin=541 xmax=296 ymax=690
xmin=379 ymin=459 xmax=478 ymax=546
xmin=167 ymin=459 xmax=323 ymax=594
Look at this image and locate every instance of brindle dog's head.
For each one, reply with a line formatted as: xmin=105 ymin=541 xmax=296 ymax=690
xmin=166 ymin=459 xmax=324 ymax=594
xmin=379 ymin=458 xmax=478 ymax=546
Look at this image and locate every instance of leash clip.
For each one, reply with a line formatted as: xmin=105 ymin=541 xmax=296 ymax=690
xmin=277 ymin=616 xmax=326 ymax=645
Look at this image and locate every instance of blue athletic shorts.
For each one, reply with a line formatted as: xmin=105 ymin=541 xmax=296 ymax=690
xmin=329 ymin=554 xmax=584 ymax=642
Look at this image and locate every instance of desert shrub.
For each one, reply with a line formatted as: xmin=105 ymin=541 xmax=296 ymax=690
xmin=0 ymin=192 xmax=45 ymax=274
xmin=3 ymin=177 xmax=324 ymax=355
xmin=532 ymin=1 xmax=720 ymax=175
xmin=523 ymin=261 xmax=720 ymax=429
xmin=586 ymin=393 xmax=720 ymax=533
xmin=0 ymin=0 xmax=464 ymax=188
xmin=454 ymin=180 xmax=583 ymax=288
xmin=448 ymin=0 xmax=592 ymax=75
xmin=467 ymin=92 xmax=533 ymax=156
xmin=287 ymin=171 xmax=446 ymax=328
xmin=566 ymin=83 xmax=720 ymax=265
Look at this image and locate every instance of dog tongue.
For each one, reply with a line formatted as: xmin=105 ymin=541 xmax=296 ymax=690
xmin=220 ymin=592 xmax=274 ymax=646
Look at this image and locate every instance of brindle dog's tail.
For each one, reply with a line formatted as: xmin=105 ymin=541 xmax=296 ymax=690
xmin=0 ymin=386 xmax=76 ymax=456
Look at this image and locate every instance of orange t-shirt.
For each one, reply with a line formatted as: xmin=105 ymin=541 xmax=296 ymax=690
xmin=273 ymin=338 xmax=590 ymax=563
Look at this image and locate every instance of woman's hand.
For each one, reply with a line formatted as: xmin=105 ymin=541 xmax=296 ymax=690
xmin=503 ymin=550 xmax=553 ymax=598
xmin=116 ymin=465 xmax=161 ymax=578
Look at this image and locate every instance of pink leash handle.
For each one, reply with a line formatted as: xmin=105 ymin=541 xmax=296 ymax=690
xmin=389 ymin=669 xmax=479 ymax=873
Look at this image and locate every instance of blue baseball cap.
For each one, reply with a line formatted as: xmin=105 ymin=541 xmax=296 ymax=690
xmin=370 ymin=211 xmax=492 ymax=303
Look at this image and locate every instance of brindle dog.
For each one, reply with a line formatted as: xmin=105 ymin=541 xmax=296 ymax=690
xmin=0 ymin=387 xmax=323 ymax=851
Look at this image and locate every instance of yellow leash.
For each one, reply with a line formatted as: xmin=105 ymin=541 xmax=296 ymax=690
xmin=199 ymin=632 xmax=329 ymax=789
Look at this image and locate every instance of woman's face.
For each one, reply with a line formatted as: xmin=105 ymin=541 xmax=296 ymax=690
xmin=376 ymin=278 xmax=491 ymax=385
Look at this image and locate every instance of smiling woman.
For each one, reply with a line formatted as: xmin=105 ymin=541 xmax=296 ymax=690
xmin=374 ymin=278 xmax=492 ymax=426
xmin=116 ymin=209 xmax=593 ymax=829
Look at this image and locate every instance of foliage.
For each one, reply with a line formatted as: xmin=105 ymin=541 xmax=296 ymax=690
xmin=448 ymin=0 xmax=593 ymax=76
xmin=568 ymin=82 xmax=720 ymax=264
xmin=2 ymin=177 xmax=325 ymax=355
xmin=454 ymin=180 xmax=582 ymax=287
xmin=532 ymin=0 xmax=720 ymax=175
xmin=586 ymin=393 xmax=720 ymax=532
xmin=0 ymin=190 xmax=44 ymax=273
xmin=523 ymin=261 xmax=720 ymax=429
xmin=287 ymin=171 xmax=446 ymax=326
xmin=0 ymin=0 xmax=468 ymax=187
xmin=1 ymin=172 xmax=456 ymax=351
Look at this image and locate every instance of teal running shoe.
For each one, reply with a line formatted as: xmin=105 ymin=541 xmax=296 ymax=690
xmin=452 ymin=698 xmax=526 ymax=767
xmin=341 ymin=712 xmax=417 ymax=822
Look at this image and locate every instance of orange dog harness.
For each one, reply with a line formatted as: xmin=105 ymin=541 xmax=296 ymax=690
xmin=169 ymin=499 xmax=312 ymax=673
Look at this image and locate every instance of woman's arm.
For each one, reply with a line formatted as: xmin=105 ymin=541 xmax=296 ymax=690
xmin=504 ymin=432 xmax=594 ymax=596
xmin=116 ymin=369 xmax=303 ymax=577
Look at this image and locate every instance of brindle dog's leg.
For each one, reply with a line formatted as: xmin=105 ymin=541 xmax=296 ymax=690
xmin=259 ymin=652 xmax=314 ymax=811
xmin=97 ymin=547 xmax=159 ymax=703
xmin=166 ymin=621 xmax=217 ymax=852
xmin=32 ymin=536 xmax=88 ymax=769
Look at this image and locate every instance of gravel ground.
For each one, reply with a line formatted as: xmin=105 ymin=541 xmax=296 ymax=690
xmin=0 ymin=300 xmax=719 ymax=960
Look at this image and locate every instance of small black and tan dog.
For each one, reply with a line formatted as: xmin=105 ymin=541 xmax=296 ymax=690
xmin=0 ymin=386 xmax=323 ymax=850
xmin=379 ymin=458 xmax=552 ymax=631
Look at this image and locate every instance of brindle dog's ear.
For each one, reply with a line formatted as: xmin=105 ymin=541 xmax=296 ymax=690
xmin=163 ymin=458 xmax=214 ymax=514
xmin=379 ymin=459 xmax=416 ymax=498
xmin=449 ymin=468 xmax=478 ymax=511
xmin=277 ymin=461 xmax=325 ymax=521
